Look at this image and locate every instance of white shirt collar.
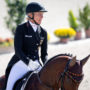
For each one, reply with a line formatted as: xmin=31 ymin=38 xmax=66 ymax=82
xmin=29 ymin=21 xmax=38 ymax=32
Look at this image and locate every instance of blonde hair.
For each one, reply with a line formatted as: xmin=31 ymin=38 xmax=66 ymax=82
xmin=26 ymin=16 xmax=30 ymax=21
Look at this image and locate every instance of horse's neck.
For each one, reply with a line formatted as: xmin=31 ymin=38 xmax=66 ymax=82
xmin=39 ymin=59 xmax=68 ymax=86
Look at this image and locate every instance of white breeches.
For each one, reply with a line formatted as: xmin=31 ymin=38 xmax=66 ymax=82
xmin=6 ymin=60 xmax=42 ymax=90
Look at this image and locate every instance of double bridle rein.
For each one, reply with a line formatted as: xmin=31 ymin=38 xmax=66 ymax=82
xmin=38 ymin=59 xmax=83 ymax=90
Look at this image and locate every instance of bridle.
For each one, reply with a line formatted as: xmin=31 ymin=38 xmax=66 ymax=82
xmin=37 ymin=59 xmax=83 ymax=90
xmin=57 ymin=59 xmax=83 ymax=90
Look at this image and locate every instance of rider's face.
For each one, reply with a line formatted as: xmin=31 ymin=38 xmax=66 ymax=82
xmin=34 ymin=12 xmax=44 ymax=24
xmin=28 ymin=12 xmax=44 ymax=24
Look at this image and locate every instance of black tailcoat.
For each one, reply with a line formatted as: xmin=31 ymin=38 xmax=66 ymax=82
xmin=5 ymin=21 xmax=48 ymax=87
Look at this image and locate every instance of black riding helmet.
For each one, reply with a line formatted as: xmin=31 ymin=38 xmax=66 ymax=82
xmin=26 ymin=2 xmax=47 ymax=25
xmin=26 ymin=2 xmax=47 ymax=14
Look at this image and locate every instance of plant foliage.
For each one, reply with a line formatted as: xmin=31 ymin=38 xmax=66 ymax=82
xmin=78 ymin=3 xmax=90 ymax=30
xmin=68 ymin=10 xmax=80 ymax=31
xmin=5 ymin=0 xmax=27 ymax=34
xmin=54 ymin=28 xmax=76 ymax=38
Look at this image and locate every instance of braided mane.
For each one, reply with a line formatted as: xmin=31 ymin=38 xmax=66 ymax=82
xmin=46 ymin=53 xmax=72 ymax=64
xmin=49 ymin=53 xmax=72 ymax=60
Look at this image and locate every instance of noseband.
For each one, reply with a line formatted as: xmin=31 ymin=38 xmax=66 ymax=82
xmin=38 ymin=59 xmax=83 ymax=90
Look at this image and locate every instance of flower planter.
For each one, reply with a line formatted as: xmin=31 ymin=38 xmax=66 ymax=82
xmin=54 ymin=28 xmax=76 ymax=43
xmin=85 ymin=29 xmax=90 ymax=38
xmin=74 ymin=31 xmax=82 ymax=40
xmin=60 ymin=38 xmax=69 ymax=43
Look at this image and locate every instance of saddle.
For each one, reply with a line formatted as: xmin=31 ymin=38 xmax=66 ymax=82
xmin=13 ymin=71 xmax=33 ymax=90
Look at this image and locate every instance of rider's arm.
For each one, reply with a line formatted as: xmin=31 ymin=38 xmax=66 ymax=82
xmin=14 ymin=25 xmax=29 ymax=65
xmin=41 ymin=31 xmax=48 ymax=64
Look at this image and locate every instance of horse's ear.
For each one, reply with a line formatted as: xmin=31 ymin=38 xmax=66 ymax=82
xmin=80 ymin=54 xmax=90 ymax=66
xmin=69 ymin=56 xmax=76 ymax=67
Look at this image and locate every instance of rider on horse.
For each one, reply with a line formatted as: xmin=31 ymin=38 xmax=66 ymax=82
xmin=4 ymin=2 xmax=48 ymax=90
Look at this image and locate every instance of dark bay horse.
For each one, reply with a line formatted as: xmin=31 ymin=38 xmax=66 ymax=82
xmin=0 ymin=54 xmax=90 ymax=90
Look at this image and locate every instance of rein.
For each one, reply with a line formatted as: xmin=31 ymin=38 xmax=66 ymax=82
xmin=57 ymin=59 xmax=71 ymax=90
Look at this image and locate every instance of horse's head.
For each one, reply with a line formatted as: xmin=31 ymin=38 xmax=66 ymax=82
xmin=38 ymin=54 xmax=90 ymax=90
xmin=58 ymin=54 xmax=90 ymax=90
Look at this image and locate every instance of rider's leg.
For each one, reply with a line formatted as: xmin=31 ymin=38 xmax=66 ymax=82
xmin=6 ymin=60 xmax=30 ymax=90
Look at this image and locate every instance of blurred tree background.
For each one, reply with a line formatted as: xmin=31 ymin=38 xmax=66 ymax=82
xmin=5 ymin=0 xmax=27 ymax=35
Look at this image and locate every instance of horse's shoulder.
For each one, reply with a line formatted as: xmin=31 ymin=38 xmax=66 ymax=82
xmin=28 ymin=73 xmax=39 ymax=83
